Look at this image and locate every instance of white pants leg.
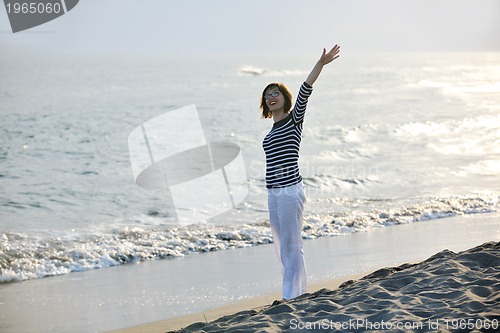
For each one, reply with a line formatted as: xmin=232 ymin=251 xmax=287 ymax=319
xmin=268 ymin=182 xmax=306 ymax=300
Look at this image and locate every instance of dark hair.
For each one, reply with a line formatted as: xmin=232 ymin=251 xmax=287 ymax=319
xmin=260 ymin=82 xmax=293 ymax=119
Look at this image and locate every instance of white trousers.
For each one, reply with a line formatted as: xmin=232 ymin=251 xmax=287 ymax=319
xmin=268 ymin=182 xmax=306 ymax=300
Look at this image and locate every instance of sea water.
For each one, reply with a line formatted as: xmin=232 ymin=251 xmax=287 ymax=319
xmin=1 ymin=52 xmax=499 ymax=283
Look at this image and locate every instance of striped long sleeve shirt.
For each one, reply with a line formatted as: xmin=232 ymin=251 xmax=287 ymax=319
xmin=262 ymin=82 xmax=313 ymax=189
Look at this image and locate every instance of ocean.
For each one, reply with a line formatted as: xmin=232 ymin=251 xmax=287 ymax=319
xmin=1 ymin=52 xmax=499 ymax=283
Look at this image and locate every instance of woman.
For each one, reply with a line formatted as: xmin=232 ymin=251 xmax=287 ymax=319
xmin=261 ymin=44 xmax=341 ymax=300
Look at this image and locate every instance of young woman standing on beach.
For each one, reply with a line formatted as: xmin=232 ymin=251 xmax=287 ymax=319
xmin=261 ymin=44 xmax=341 ymax=300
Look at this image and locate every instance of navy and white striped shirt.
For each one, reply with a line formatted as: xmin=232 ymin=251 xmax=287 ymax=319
xmin=262 ymin=82 xmax=313 ymax=189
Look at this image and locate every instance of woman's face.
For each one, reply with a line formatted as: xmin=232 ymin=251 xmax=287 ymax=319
xmin=264 ymin=87 xmax=285 ymax=113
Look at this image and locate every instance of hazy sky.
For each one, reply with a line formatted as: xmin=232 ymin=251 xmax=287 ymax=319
xmin=1 ymin=0 xmax=499 ymax=54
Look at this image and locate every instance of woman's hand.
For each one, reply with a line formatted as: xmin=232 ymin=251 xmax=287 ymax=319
xmin=305 ymin=43 xmax=341 ymax=86
xmin=319 ymin=44 xmax=341 ymax=66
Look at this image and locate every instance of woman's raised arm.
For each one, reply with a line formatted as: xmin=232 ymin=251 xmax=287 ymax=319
xmin=305 ymin=44 xmax=341 ymax=86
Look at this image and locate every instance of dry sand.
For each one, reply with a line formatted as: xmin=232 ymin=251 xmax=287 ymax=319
xmin=110 ymin=241 xmax=499 ymax=333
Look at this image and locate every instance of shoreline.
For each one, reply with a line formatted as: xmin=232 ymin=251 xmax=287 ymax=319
xmin=104 ymin=271 xmax=372 ymax=333
xmin=115 ymin=241 xmax=499 ymax=333
xmin=105 ymin=213 xmax=500 ymax=333
xmin=1 ymin=212 xmax=498 ymax=333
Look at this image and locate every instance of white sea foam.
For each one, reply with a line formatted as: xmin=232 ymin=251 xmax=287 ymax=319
xmin=393 ymin=114 xmax=500 ymax=156
xmin=1 ymin=194 xmax=497 ymax=283
xmin=239 ymin=65 xmax=308 ymax=77
xmin=419 ymin=80 xmax=500 ymax=94
xmin=456 ymin=160 xmax=500 ymax=176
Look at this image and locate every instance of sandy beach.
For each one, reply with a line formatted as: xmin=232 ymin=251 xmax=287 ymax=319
xmin=105 ymin=272 xmax=369 ymax=333
xmin=0 ymin=213 xmax=498 ymax=333
xmin=105 ymin=213 xmax=500 ymax=333
xmin=113 ymin=241 xmax=500 ymax=333
xmin=1 ymin=213 xmax=498 ymax=333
